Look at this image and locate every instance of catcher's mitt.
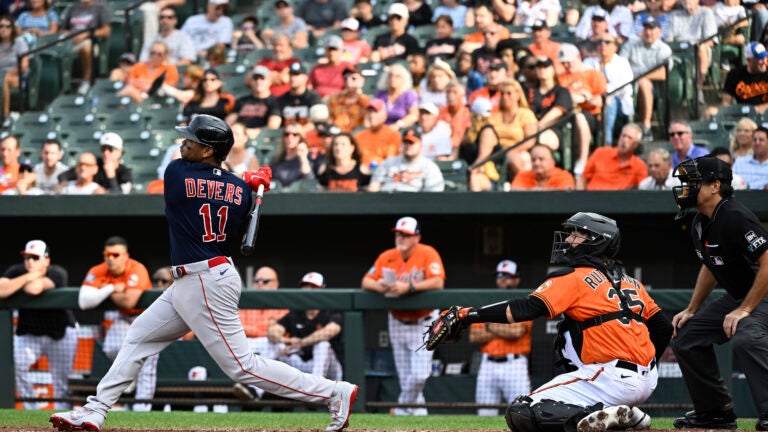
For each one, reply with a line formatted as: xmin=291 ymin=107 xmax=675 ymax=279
xmin=421 ymin=305 xmax=472 ymax=351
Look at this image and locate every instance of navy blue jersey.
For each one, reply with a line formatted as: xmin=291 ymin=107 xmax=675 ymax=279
xmin=164 ymin=159 xmax=253 ymax=265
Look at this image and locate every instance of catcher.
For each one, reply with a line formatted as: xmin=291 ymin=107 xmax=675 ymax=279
xmin=424 ymin=212 xmax=673 ymax=432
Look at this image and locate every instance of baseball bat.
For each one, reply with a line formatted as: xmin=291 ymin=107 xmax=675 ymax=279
xmin=240 ymin=184 xmax=265 ymax=256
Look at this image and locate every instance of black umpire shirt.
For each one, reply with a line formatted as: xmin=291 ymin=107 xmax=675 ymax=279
xmin=3 ymin=264 xmax=76 ymax=340
xmin=691 ymin=198 xmax=768 ymax=299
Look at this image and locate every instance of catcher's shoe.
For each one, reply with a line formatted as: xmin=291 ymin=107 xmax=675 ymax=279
xmin=326 ymin=381 xmax=358 ymax=432
xmin=50 ymin=406 xmax=104 ymax=432
xmin=577 ymin=405 xmax=650 ymax=432
xmin=673 ymin=408 xmax=737 ymax=429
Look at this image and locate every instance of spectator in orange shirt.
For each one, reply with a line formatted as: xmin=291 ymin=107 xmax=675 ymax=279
xmin=527 ymin=20 xmax=562 ymax=73
xmin=577 ymin=123 xmax=648 ymax=190
xmin=462 ymin=3 xmax=510 ymax=53
xmin=354 ymin=99 xmax=402 ymax=167
xmin=328 ymin=65 xmax=370 ymax=133
xmin=77 ymin=236 xmax=156 ymax=412
xmin=468 ymin=58 xmax=508 ymax=109
xmin=118 ymin=41 xmax=180 ymax=104
xmin=510 ymin=144 xmax=575 ymax=190
xmin=438 ymin=80 xmax=471 ymax=157
xmin=232 ymin=266 xmax=289 ymax=401
xmin=0 ymin=134 xmax=21 ymax=194
xmin=557 ymin=43 xmax=607 ymax=175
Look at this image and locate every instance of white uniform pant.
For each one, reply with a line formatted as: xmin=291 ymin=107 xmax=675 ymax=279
xmin=14 ymin=327 xmax=78 ymax=410
xmin=83 ymin=261 xmax=337 ymax=417
xmin=103 ymin=317 xmax=159 ymax=406
xmin=476 ymin=353 xmax=531 ymax=416
xmin=528 ymin=359 xmax=658 ymax=408
xmin=388 ymin=311 xmax=437 ymax=416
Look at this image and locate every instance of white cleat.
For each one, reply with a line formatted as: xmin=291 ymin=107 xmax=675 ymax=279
xmin=49 ymin=407 xmax=105 ymax=432
xmin=577 ymin=405 xmax=653 ymax=432
xmin=326 ymin=381 xmax=358 ymax=432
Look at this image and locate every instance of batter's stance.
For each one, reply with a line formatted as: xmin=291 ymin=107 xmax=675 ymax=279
xmin=50 ymin=115 xmax=358 ymax=432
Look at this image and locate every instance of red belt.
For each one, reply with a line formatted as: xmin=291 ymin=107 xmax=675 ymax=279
xmin=172 ymin=256 xmax=230 ymax=278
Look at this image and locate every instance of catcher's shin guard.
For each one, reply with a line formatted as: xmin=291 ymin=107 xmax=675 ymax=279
xmin=505 ymin=397 xmax=602 ymax=432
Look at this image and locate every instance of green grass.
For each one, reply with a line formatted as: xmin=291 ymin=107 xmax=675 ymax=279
xmin=0 ymin=409 xmax=759 ymax=430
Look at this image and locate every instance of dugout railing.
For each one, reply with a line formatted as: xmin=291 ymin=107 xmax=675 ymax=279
xmin=0 ymin=288 xmax=749 ymax=416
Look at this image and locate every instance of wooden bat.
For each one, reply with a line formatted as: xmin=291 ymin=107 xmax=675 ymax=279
xmin=240 ymin=184 xmax=265 ymax=256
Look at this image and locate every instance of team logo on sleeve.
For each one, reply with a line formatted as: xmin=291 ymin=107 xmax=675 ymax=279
xmin=85 ymin=273 xmax=95 ymax=283
xmin=711 ymin=256 xmax=725 ymax=265
xmin=535 ymin=280 xmax=553 ymax=293
xmin=367 ymin=266 xmax=376 ymax=275
xmin=429 ymin=262 xmax=441 ymax=275
xmin=128 ymin=274 xmax=139 ymax=287
xmin=746 ymin=231 xmax=757 ymax=242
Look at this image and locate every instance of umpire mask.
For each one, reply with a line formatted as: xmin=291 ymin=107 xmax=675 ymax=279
xmin=672 ymin=157 xmax=732 ymax=220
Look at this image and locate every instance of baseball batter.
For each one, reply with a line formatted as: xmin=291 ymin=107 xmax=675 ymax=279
xmin=362 ymin=216 xmax=445 ymax=416
xmin=50 ymin=115 xmax=357 ymax=432
xmin=429 ymin=213 xmax=673 ymax=432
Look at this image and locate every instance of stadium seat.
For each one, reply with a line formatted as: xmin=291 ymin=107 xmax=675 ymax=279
xmin=713 ymin=104 xmax=758 ymax=131
xmin=93 ymin=93 xmax=137 ymax=113
xmin=215 ymin=62 xmax=249 ymax=78
xmin=90 ymin=79 xmax=126 ymax=96
xmin=435 ymin=159 xmax=469 ymax=191
xmin=9 ymin=111 xmax=55 ymax=136
xmin=143 ymin=106 xmax=183 ymax=130
xmin=47 ymin=94 xmax=91 ymax=120
xmin=102 ymin=110 xmax=146 ymax=131
xmin=688 ymin=120 xmax=729 ymax=149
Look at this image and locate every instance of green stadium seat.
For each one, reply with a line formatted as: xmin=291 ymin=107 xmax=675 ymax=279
xmin=93 ymin=93 xmax=137 ymax=113
xmin=102 ymin=110 xmax=146 ymax=131
xmin=215 ymin=62 xmax=249 ymax=78
xmin=688 ymin=120 xmax=729 ymax=149
xmin=47 ymin=94 xmax=91 ymax=120
xmin=242 ymin=48 xmax=272 ymax=67
xmin=9 ymin=111 xmax=55 ymax=136
xmin=435 ymin=159 xmax=469 ymax=191
xmin=90 ymin=79 xmax=126 ymax=96
xmin=142 ymin=107 xmax=183 ymax=130
xmin=713 ymin=104 xmax=757 ymax=131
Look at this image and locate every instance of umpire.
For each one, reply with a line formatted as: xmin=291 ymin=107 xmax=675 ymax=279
xmin=671 ymin=156 xmax=768 ymax=430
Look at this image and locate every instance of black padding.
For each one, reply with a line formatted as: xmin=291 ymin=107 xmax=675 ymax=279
xmin=506 ymin=397 xmax=601 ymax=432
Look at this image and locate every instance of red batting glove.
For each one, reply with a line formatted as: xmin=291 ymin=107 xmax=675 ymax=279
xmin=244 ymin=166 xmax=272 ymax=192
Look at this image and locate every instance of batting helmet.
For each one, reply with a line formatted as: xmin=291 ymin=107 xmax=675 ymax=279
xmin=175 ymin=114 xmax=234 ymax=161
xmin=550 ymin=212 xmax=621 ymax=264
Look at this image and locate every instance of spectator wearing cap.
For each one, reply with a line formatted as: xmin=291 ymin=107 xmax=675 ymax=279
xmin=513 ymin=0 xmax=561 ymax=27
xmin=255 ymin=33 xmax=300 ymax=97
xmin=469 ymin=258 xmax=532 ymax=417
xmin=362 ymin=216 xmax=445 ymax=415
xmin=374 ymin=63 xmax=420 ymax=129
xmin=472 ymin=78 xmax=538 ymax=191
xmin=317 ymin=132 xmax=372 ymax=191
xmin=61 ymin=0 xmax=110 ymax=95
xmin=226 ymin=65 xmax=282 ymax=138
xmin=139 ymin=7 xmax=196 ymax=66
xmin=575 ymin=0 xmax=633 ymax=42
xmin=118 ymin=41 xmax=180 ymax=104
xmin=60 ymin=133 xmax=133 ymax=193
xmin=431 ymin=0 xmax=467 ymax=29
xmin=56 ymin=152 xmax=106 ymax=195
xmin=339 ymin=18 xmax=372 ymax=64
xmin=109 ymin=53 xmax=137 ymax=82
xmin=619 ymin=17 xmax=672 ymax=140
xmin=576 ymin=8 xmax=612 ymax=60
xmin=371 ymin=3 xmax=421 ymax=64
xmin=231 ymin=15 xmax=266 ymax=53
xmin=350 ymin=0 xmax=384 ymax=31
xmin=277 ymin=61 xmax=322 ymax=125
xmin=630 ymin=0 xmax=672 ymax=39
xmin=369 ymin=128 xmax=445 ymax=192
xmin=527 ymin=19 xmax=562 ymax=74
xmin=557 ymin=43 xmax=607 ymax=171
xmin=354 ymin=99 xmax=401 ymax=167
xmin=180 ymin=0 xmax=234 ymax=59
xmin=707 ymin=42 xmax=768 ymax=119
xmin=403 ymin=0 xmax=434 ymax=27
xmin=665 ymin=0 xmax=717 ymax=98
xmin=309 ymin=35 xmax=353 ymax=98
xmin=462 ymin=3 xmax=511 ymax=53
xmin=425 ymin=15 xmax=463 ymax=61
xmin=304 ymin=103 xmax=333 ymax=155
xmin=526 ymin=56 xmax=572 ymax=152
xmin=261 ymin=0 xmax=309 ymax=49
xmin=438 ymin=80 xmax=471 ymax=155
xmin=0 ymin=134 xmax=21 ymax=194
xmin=267 ymin=271 xmax=344 ymax=381
xmin=328 ymin=65 xmax=371 ymax=133
xmin=295 ymin=0 xmax=347 ymax=39
xmin=734 ymin=126 xmax=768 ymax=189
xmin=418 ymin=57 xmax=456 ymax=107
xmin=468 ymin=58 xmax=508 ymax=111
xmin=417 ymin=102 xmax=453 ymax=160
xmin=510 ymin=144 xmax=575 ymax=190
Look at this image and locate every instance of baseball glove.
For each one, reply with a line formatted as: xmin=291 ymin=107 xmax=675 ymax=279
xmin=422 ymin=306 xmax=472 ymax=351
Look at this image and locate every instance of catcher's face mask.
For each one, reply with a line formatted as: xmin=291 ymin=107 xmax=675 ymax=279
xmin=672 ymin=158 xmax=703 ymax=220
xmin=550 ymin=229 xmax=596 ymax=264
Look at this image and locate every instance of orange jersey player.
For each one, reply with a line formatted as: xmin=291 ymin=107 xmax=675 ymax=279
xmin=435 ymin=212 xmax=673 ymax=432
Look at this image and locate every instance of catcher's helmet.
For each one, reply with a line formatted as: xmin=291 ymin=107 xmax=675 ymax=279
xmin=551 ymin=212 xmax=621 ymax=264
xmin=175 ymin=114 xmax=234 ymax=161
xmin=672 ymin=156 xmax=732 ymax=219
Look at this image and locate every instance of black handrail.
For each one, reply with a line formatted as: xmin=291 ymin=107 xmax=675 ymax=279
xmin=16 ymin=27 xmax=95 ymax=112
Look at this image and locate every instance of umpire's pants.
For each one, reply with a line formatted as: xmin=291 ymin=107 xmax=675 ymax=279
xmin=671 ymin=293 xmax=768 ymax=416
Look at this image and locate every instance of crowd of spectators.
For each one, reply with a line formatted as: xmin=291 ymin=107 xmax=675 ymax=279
xmin=0 ymin=0 xmax=767 ymax=194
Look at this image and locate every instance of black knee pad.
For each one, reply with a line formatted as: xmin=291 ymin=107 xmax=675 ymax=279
xmin=505 ymin=397 xmax=601 ymax=432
